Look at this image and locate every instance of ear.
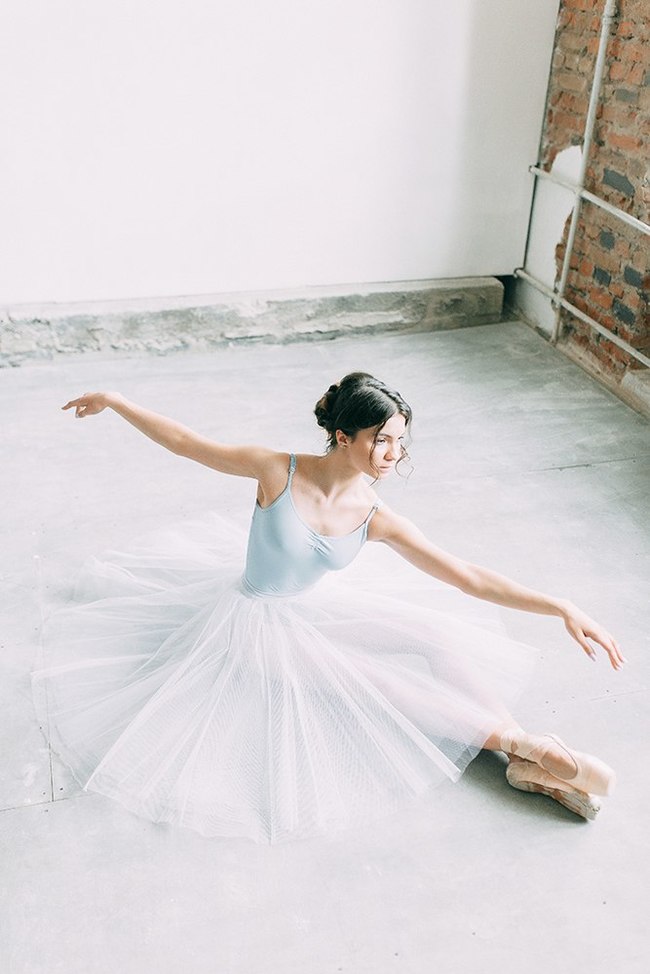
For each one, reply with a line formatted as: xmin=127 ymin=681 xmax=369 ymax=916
xmin=335 ymin=429 xmax=350 ymax=449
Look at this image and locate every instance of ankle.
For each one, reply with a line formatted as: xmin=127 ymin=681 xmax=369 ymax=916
xmin=491 ymin=722 xmax=524 ymax=753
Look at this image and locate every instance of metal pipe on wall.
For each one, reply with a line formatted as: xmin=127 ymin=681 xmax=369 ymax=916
xmin=529 ymin=166 xmax=650 ymax=237
xmin=516 ymin=267 xmax=650 ymax=369
xmin=550 ymin=0 xmax=618 ymax=343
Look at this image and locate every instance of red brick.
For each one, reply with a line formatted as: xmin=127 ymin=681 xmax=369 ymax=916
xmin=556 ymin=91 xmax=589 ymax=113
xmin=609 ymin=61 xmax=630 ymax=82
xmin=616 ymin=326 xmax=633 ymax=343
xmin=553 ymin=111 xmax=585 ymax=131
xmin=617 ymin=21 xmax=637 ymax=39
xmin=561 ymin=51 xmax=582 ymax=72
xmin=631 ymin=63 xmax=646 ymax=85
xmin=609 ymin=132 xmax=643 ymax=151
xmin=622 ymin=290 xmax=643 ymax=312
xmin=573 ymin=94 xmax=591 ymax=113
xmin=628 ymin=157 xmax=647 ymax=179
xmin=614 ymin=63 xmax=645 ymax=87
xmin=589 ymin=289 xmax=614 ymax=310
xmin=598 ymin=313 xmax=616 ymax=331
xmin=609 ymin=38 xmax=623 ymax=58
xmin=570 ymin=293 xmax=589 ymax=313
xmin=600 ymin=103 xmax=638 ymax=125
xmin=557 ymin=71 xmax=589 ymax=92
xmin=609 ymin=343 xmax=634 ymax=365
xmin=590 ymin=252 xmax=622 ymax=274
xmin=620 ymin=45 xmax=647 ymax=64
xmin=623 ymin=0 xmax=650 ymax=17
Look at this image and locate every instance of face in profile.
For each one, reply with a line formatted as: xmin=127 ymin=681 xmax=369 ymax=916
xmin=342 ymin=412 xmax=407 ymax=479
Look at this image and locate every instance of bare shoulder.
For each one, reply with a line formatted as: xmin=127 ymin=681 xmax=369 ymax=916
xmin=251 ymin=447 xmax=291 ymax=474
xmin=367 ymin=504 xmax=422 ymax=543
xmin=255 ymin=449 xmax=293 ymax=505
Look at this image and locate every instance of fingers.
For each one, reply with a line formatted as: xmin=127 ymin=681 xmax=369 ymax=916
xmin=584 ymin=628 xmax=627 ymax=671
xmin=579 ymin=635 xmax=597 ymax=662
xmin=568 ymin=617 xmax=627 ymax=670
xmin=61 ymin=393 xmax=94 ymax=417
xmin=587 ymin=626 xmax=626 ymax=670
xmin=611 ymin=637 xmax=627 ymax=667
xmin=604 ymin=639 xmax=625 ymax=670
xmin=566 ymin=618 xmax=594 ymax=658
xmin=62 ymin=395 xmax=88 ymax=410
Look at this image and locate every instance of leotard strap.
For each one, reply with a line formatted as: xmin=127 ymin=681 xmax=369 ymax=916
xmin=288 ymin=453 xmax=297 ymax=485
xmin=363 ymin=500 xmax=380 ymax=529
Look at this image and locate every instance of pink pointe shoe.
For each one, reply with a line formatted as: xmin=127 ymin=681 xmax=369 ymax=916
xmin=506 ymin=757 xmax=601 ymax=822
xmin=499 ymin=731 xmax=615 ymax=797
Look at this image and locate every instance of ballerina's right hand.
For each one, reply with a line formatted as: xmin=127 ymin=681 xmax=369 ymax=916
xmin=62 ymin=392 xmax=110 ymax=418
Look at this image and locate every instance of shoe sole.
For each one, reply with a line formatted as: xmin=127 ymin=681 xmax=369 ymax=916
xmin=507 ymin=775 xmax=601 ymax=821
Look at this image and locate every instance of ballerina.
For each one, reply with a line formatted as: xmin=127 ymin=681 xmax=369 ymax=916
xmin=33 ymin=372 xmax=624 ymax=843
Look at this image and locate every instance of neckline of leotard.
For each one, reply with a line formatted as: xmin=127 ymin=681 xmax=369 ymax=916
xmin=256 ymin=453 xmax=379 ymax=541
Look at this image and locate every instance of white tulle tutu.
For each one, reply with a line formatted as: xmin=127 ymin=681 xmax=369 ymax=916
xmin=32 ymin=512 xmax=538 ymax=843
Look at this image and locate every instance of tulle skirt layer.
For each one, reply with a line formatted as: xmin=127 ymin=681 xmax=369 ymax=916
xmin=32 ymin=514 xmax=538 ymax=843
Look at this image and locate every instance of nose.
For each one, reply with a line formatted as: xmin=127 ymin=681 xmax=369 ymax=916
xmin=385 ymin=444 xmax=399 ymax=461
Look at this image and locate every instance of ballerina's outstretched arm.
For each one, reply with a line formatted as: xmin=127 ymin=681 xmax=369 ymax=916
xmin=61 ymin=391 xmax=284 ymax=483
xmin=370 ymin=506 xmax=626 ymax=671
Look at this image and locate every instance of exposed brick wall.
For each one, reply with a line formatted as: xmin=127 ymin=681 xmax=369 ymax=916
xmin=540 ymin=0 xmax=649 ymax=376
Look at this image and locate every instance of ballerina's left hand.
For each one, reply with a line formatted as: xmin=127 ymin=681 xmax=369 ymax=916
xmin=562 ymin=604 xmax=626 ymax=670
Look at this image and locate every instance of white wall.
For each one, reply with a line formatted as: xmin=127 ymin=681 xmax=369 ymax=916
xmin=0 ymin=0 xmax=560 ymax=306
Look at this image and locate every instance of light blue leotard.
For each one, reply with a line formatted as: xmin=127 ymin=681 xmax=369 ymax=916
xmin=243 ymin=454 xmax=379 ymax=597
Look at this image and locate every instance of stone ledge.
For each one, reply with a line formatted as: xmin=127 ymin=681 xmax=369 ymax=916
xmin=621 ymin=368 xmax=650 ymax=420
xmin=557 ymin=338 xmax=650 ymax=421
xmin=0 ymin=278 xmax=503 ymax=367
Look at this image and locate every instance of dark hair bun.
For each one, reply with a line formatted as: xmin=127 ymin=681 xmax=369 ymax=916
xmin=314 ymin=382 xmax=340 ymax=430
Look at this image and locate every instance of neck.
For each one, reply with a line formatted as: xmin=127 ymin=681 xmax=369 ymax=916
xmin=314 ymin=449 xmax=365 ymax=498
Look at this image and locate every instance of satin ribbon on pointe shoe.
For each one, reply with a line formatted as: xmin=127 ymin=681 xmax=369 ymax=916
xmin=506 ymin=757 xmax=601 ymax=822
xmin=499 ymin=731 xmax=615 ymax=796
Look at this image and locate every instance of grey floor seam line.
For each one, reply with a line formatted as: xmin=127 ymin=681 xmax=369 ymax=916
xmin=537 ymin=456 xmax=650 ymax=473
xmin=0 ymin=791 xmax=92 ymax=812
xmin=401 ymin=456 xmax=650 ymax=484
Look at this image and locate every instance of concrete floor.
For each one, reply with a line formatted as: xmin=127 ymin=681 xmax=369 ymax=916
xmin=1 ymin=320 xmax=649 ymax=974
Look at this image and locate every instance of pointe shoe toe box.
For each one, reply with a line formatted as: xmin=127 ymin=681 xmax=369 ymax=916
xmin=500 ymin=731 xmax=616 ymax=797
xmin=506 ymin=759 xmax=601 ymax=822
xmin=547 ymin=735 xmax=616 ymax=796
